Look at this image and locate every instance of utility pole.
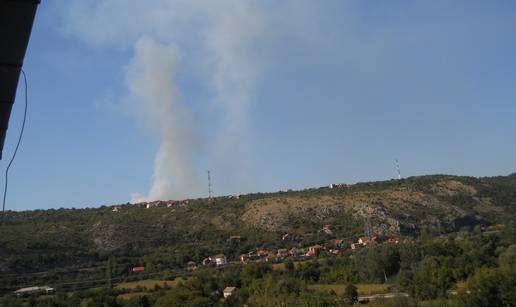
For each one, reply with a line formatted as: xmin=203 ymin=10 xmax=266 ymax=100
xmin=395 ymin=159 xmax=401 ymax=180
xmin=207 ymin=170 xmax=213 ymax=200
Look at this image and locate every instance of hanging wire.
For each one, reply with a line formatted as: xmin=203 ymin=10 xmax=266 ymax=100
xmin=2 ymin=68 xmax=28 ymax=218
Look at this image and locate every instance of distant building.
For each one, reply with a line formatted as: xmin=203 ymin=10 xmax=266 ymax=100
xmin=305 ymin=250 xmax=316 ymax=257
xmin=333 ymin=239 xmax=345 ymax=247
xmin=240 ymin=254 xmax=249 ymax=263
xmin=223 ymin=287 xmax=237 ymax=298
xmin=265 ymin=253 xmax=276 ymax=262
xmin=186 ymin=261 xmax=197 ymax=271
xmin=289 ymin=247 xmax=304 ymax=257
xmin=202 ymin=257 xmax=212 ymax=266
xmin=282 ymin=233 xmax=293 ymax=241
xmin=385 ymin=237 xmax=400 ymax=244
xmin=229 ymin=235 xmax=243 ymax=242
xmin=358 ymin=236 xmax=379 ymax=246
xmin=307 ymin=244 xmax=324 ymax=256
xmin=322 ymin=224 xmax=333 ymax=235
xmin=257 ymin=249 xmax=267 ymax=257
xmin=213 ymin=254 xmax=227 ymax=266
xmin=277 ymin=248 xmax=289 ymax=258
xmin=14 ymin=286 xmax=54 ymax=297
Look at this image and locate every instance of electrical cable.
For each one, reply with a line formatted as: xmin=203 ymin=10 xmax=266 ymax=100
xmin=2 ymin=69 xmax=28 ymax=218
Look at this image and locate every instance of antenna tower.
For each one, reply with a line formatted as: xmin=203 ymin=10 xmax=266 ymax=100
xmin=396 ymin=159 xmax=401 ymax=180
xmin=207 ymin=170 xmax=213 ymax=200
xmin=365 ymin=215 xmax=373 ymax=239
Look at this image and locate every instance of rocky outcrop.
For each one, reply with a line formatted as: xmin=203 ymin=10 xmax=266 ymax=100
xmin=240 ymin=180 xmax=487 ymax=235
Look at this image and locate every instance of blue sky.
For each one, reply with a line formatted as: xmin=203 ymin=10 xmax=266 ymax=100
xmin=4 ymin=1 xmax=516 ymax=210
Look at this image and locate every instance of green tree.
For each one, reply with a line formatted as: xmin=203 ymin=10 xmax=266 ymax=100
xmin=458 ymin=266 xmax=516 ymax=307
xmin=343 ymin=282 xmax=358 ymax=305
xmin=284 ymin=258 xmax=295 ymax=274
xmin=411 ymin=256 xmax=455 ymax=299
xmin=498 ymin=245 xmax=516 ymax=267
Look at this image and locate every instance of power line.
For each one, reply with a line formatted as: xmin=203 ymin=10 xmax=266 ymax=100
xmin=2 ymin=69 xmax=29 ymax=218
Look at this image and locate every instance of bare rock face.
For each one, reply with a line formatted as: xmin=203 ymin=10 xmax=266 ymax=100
xmin=430 ymin=180 xmax=477 ymax=196
xmin=240 ymin=196 xmax=345 ymax=232
xmin=240 ymin=179 xmax=485 ymax=235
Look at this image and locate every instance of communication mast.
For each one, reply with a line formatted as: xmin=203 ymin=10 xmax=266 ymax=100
xmin=364 ymin=215 xmax=373 ymax=239
xmin=207 ymin=170 xmax=213 ymax=200
xmin=395 ymin=159 xmax=401 ymax=180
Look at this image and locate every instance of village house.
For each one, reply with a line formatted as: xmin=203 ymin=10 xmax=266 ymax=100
xmin=289 ymin=247 xmax=305 ymax=257
xmin=358 ymin=236 xmax=379 ymax=246
xmin=322 ymin=224 xmax=333 ymax=235
xmin=112 ymin=206 xmax=121 ymax=212
xmin=333 ymin=239 xmax=345 ymax=247
xmin=131 ymin=266 xmax=145 ymax=272
xmin=14 ymin=286 xmax=54 ymax=297
xmin=265 ymin=253 xmax=276 ymax=263
xmin=229 ymin=235 xmax=243 ymax=242
xmin=276 ymin=248 xmax=289 ymax=258
xmin=257 ymin=249 xmax=268 ymax=258
xmin=213 ymin=254 xmax=227 ymax=266
xmin=282 ymin=233 xmax=293 ymax=241
xmin=307 ymin=244 xmax=324 ymax=256
xmin=240 ymin=254 xmax=249 ymax=263
xmin=202 ymin=257 xmax=212 ymax=266
xmin=385 ymin=237 xmax=400 ymax=244
xmin=134 ymin=202 xmax=147 ymax=208
xmin=223 ymin=287 xmax=237 ymax=298
xmin=186 ymin=261 xmax=197 ymax=271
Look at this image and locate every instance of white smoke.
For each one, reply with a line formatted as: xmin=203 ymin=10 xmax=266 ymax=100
xmin=126 ymin=36 xmax=201 ymax=202
xmin=58 ymin=0 xmax=315 ymax=200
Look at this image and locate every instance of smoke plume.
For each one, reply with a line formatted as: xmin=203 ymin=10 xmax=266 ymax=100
xmin=126 ymin=36 xmax=201 ymax=202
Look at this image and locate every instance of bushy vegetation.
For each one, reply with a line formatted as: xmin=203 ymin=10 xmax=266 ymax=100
xmin=0 ymin=174 xmax=515 ymax=306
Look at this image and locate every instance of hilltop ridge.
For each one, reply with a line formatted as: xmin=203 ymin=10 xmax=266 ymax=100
xmin=0 ymin=174 xmax=515 ymax=282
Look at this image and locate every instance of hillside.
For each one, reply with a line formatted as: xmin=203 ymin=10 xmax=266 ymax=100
xmin=0 ymin=174 xmax=515 ymax=293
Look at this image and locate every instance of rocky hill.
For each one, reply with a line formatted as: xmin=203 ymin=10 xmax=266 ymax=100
xmin=0 ymin=174 xmax=515 ymax=282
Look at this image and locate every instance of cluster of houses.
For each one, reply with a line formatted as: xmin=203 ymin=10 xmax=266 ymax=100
xmin=186 ymin=229 xmax=401 ymax=272
xmin=134 ymin=200 xmax=190 ymax=209
xmin=328 ymin=183 xmax=349 ymax=189
xmin=237 ymin=241 xmax=340 ymax=264
xmin=111 ymin=199 xmax=192 ymax=212
xmin=201 ymin=254 xmax=228 ymax=267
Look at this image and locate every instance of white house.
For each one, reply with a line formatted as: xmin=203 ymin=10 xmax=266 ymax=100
xmin=223 ymin=287 xmax=237 ymax=298
xmin=213 ymin=254 xmax=227 ymax=266
xmin=14 ymin=286 xmax=54 ymax=297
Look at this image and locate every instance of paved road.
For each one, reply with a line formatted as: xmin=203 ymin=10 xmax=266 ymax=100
xmin=358 ymin=292 xmax=409 ymax=302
